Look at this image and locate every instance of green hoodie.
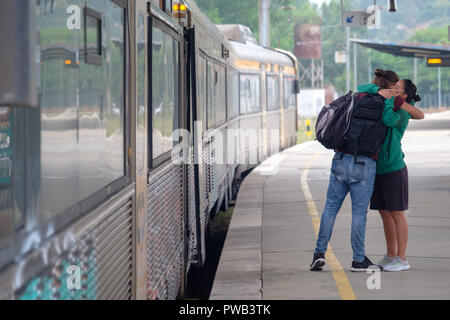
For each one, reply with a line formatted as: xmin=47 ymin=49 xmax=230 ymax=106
xmin=357 ymin=84 xmax=412 ymax=175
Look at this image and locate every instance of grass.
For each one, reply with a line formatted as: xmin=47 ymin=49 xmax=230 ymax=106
xmin=209 ymin=206 xmax=234 ymax=234
xmin=297 ymin=117 xmax=317 ymax=144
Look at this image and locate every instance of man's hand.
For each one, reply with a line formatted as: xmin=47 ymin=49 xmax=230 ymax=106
xmin=378 ymin=89 xmax=395 ymax=99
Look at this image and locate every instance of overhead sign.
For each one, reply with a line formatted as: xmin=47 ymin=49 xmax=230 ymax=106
xmin=427 ymin=57 xmax=450 ymax=67
xmin=334 ymin=51 xmax=347 ymax=64
xmin=342 ymin=7 xmax=380 ymax=29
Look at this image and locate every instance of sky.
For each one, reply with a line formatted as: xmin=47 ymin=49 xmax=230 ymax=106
xmin=309 ymin=0 xmax=332 ymax=7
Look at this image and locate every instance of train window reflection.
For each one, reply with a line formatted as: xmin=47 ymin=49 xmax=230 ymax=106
xmin=39 ymin=0 xmax=126 ymax=222
xmin=151 ymin=27 xmax=180 ymax=162
xmin=85 ymin=7 xmax=102 ymax=65
xmin=239 ymin=74 xmax=260 ymax=114
xmin=267 ymin=75 xmax=280 ymax=111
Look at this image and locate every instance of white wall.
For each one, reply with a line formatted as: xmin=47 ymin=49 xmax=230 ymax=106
xmin=298 ymin=89 xmax=325 ymax=118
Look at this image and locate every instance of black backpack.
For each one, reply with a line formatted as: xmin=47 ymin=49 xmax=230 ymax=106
xmin=315 ymin=91 xmax=357 ymax=150
xmin=344 ymin=93 xmax=387 ymax=158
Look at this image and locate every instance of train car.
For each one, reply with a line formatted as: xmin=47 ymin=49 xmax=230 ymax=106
xmin=0 ymin=0 xmax=298 ymax=300
xmin=218 ymin=24 xmax=299 ymax=174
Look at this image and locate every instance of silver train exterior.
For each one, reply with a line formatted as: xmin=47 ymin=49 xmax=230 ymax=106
xmin=0 ymin=0 xmax=299 ymax=300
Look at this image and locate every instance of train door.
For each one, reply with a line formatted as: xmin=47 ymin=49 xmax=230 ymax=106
xmin=186 ymin=27 xmax=206 ymax=268
xmin=146 ymin=6 xmax=186 ymax=300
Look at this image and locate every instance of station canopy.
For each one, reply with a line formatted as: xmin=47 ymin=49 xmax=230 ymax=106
xmin=350 ymin=39 xmax=450 ymax=59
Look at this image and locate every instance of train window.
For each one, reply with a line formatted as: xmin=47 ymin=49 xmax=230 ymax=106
xmin=136 ymin=15 xmax=146 ymax=172
xmin=161 ymin=0 xmax=173 ymax=14
xmin=239 ymin=74 xmax=261 ymax=114
xmin=227 ymin=68 xmax=239 ymax=119
xmin=284 ymin=76 xmax=297 ymax=109
xmin=197 ymin=56 xmax=207 ymax=133
xmin=206 ymin=63 xmax=214 ymax=129
xmin=267 ymin=75 xmax=280 ymax=111
xmin=84 ymin=7 xmax=102 ymax=65
xmin=151 ymin=27 xmax=180 ymax=163
xmin=214 ymin=65 xmax=226 ymax=125
xmin=37 ymin=0 xmax=127 ymax=224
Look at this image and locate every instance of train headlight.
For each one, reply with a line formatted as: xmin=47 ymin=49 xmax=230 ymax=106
xmin=173 ymin=3 xmax=187 ymax=17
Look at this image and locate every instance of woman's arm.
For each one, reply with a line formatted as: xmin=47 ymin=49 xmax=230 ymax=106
xmin=382 ymin=98 xmax=402 ymax=128
xmin=400 ymin=102 xmax=425 ymax=120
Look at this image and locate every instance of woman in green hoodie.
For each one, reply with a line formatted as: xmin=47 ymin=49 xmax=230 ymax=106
xmin=359 ymin=73 xmax=424 ymax=272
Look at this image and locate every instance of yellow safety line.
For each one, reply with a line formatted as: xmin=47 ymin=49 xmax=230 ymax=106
xmin=300 ymin=153 xmax=357 ymax=300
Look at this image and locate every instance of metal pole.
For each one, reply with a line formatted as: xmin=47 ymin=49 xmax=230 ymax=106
xmin=354 ymin=41 xmax=357 ymax=91
xmin=414 ymin=57 xmax=417 ymax=85
xmin=259 ymin=0 xmax=270 ymax=47
xmin=321 ymin=59 xmax=324 ymax=88
xmin=346 ymin=27 xmax=350 ymax=92
xmin=438 ymin=67 xmax=441 ymax=108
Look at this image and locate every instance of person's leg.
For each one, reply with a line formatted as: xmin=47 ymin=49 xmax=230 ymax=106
xmin=349 ymin=158 xmax=376 ymax=263
xmin=314 ymin=173 xmax=349 ymax=255
xmin=379 ymin=210 xmax=397 ymax=258
xmin=391 ymin=210 xmax=408 ymax=260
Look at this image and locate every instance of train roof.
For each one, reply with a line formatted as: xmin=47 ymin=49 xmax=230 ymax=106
xmin=229 ymin=40 xmax=296 ymax=67
xmin=215 ymin=23 xmax=296 ymax=67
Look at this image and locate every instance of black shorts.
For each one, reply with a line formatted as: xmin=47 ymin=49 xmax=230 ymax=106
xmin=370 ymin=166 xmax=409 ymax=211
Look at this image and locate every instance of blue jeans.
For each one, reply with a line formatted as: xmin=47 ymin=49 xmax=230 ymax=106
xmin=314 ymin=152 xmax=376 ymax=262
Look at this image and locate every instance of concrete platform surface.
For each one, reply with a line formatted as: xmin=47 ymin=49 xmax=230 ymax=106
xmin=210 ymin=112 xmax=450 ymax=300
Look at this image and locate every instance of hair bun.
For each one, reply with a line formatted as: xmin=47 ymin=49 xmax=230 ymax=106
xmin=374 ymin=69 xmax=386 ymax=78
xmin=413 ymin=94 xmax=422 ymax=102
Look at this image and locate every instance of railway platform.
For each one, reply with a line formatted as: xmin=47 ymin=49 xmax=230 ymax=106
xmin=210 ymin=111 xmax=450 ymax=300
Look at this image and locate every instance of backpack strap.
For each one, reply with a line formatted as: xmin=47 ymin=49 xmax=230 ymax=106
xmin=351 ymin=124 xmax=366 ymax=165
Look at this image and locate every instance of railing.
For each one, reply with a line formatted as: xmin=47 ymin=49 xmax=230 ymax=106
xmin=417 ymin=93 xmax=450 ymax=110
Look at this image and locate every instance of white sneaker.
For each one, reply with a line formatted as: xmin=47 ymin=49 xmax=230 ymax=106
xmin=377 ymin=255 xmax=395 ymax=267
xmin=383 ymin=256 xmax=410 ymax=272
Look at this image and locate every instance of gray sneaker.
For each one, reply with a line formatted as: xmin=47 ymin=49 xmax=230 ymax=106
xmin=384 ymin=256 xmax=410 ymax=272
xmin=378 ymin=255 xmax=395 ymax=267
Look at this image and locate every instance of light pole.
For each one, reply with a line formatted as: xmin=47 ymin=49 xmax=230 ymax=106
xmin=259 ymin=0 xmax=270 ymax=47
xmin=260 ymin=2 xmax=297 ymax=48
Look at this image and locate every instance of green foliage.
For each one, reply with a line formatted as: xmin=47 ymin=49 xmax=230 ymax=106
xmin=195 ymin=0 xmax=260 ymax=40
xmin=195 ymin=0 xmax=449 ymax=101
xmin=195 ymin=0 xmax=320 ymax=49
xmin=320 ymin=0 xmax=449 ymax=97
xmin=412 ymin=25 xmax=449 ymax=44
xmin=270 ymin=0 xmax=321 ymax=50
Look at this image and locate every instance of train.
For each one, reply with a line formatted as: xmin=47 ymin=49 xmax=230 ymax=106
xmin=0 ymin=0 xmax=299 ymax=300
